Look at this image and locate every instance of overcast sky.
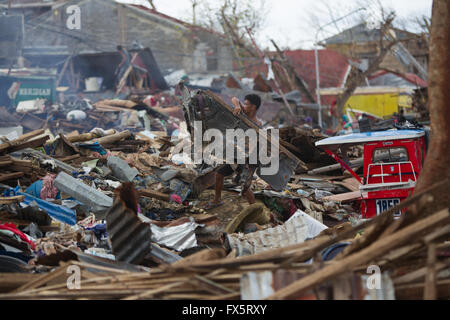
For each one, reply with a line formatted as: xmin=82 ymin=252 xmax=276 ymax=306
xmin=118 ymin=0 xmax=433 ymax=49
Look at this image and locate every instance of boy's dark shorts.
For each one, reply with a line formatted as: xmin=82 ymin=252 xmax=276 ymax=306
xmin=217 ymin=164 xmax=236 ymax=177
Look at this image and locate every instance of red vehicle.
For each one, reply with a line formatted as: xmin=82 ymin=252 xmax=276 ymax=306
xmin=316 ymin=129 xmax=427 ymax=219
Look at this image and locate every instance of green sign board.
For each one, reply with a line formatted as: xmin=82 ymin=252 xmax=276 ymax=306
xmin=13 ymin=77 xmax=56 ymax=106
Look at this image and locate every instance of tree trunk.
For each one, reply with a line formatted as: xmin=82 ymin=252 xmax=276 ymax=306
xmin=414 ymin=0 xmax=450 ymax=211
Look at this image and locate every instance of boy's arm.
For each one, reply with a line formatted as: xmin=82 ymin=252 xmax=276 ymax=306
xmin=231 ymin=97 xmax=243 ymax=115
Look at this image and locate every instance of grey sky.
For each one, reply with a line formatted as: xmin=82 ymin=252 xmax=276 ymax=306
xmin=118 ymin=0 xmax=433 ymax=49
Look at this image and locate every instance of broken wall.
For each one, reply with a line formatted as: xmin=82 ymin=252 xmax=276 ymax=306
xmin=23 ymin=0 xmax=235 ymax=74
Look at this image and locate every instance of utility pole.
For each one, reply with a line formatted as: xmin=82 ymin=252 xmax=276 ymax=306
xmin=147 ymin=0 xmax=156 ymax=10
xmin=192 ymin=0 xmax=198 ymax=25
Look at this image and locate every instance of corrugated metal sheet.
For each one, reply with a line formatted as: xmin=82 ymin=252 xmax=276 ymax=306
xmin=106 ymin=199 xmax=151 ymax=264
xmin=150 ymin=217 xmax=201 ymax=252
xmin=227 ymin=210 xmax=328 ymax=257
xmin=240 ymin=271 xmax=274 ymax=300
xmin=54 ymin=171 xmax=113 ymax=216
xmin=241 ymin=270 xmax=304 ymax=300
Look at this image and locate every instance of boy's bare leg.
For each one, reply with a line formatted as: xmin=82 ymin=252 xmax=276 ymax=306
xmin=243 ymin=189 xmax=256 ymax=205
xmin=241 ymin=165 xmax=256 ymax=205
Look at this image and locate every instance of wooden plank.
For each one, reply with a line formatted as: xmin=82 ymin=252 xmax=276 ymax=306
xmin=10 ymin=159 xmax=34 ymax=174
xmin=121 ymin=281 xmax=185 ymax=300
xmin=17 ymin=129 xmax=46 ymax=142
xmin=8 ymin=136 xmax=49 ymax=153
xmin=93 ymin=104 xmax=129 ymax=112
xmin=207 ymin=292 xmax=241 ymax=300
xmin=424 ymin=243 xmax=437 ymax=300
xmin=92 ymin=130 xmax=131 ymax=145
xmin=393 ymin=259 xmax=449 ymax=285
xmin=0 ymin=195 xmax=24 ymax=204
xmin=192 ymin=275 xmax=236 ymax=295
xmin=69 ymin=261 xmax=132 ymax=275
xmin=66 ymin=131 xmax=110 ymax=143
xmin=96 ymin=99 xmax=136 ymax=109
xmin=280 ymin=139 xmax=303 ymax=155
xmin=139 ymin=189 xmax=170 ymax=202
xmin=0 ymin=129 xmax=45 ymax=152
xmin=333 ymin=178 xmax=361 ymax=192
xmin=423 ymin=225 xmax=450 ymax=244
xmin=56 ymin=154 xmax=80 ymax=162
xmin=115 ymin=65 xmax=133 ymax=95
xmin=0 ymin=172 xmax=24 ymax=182
xmin=395 ymin=279 xmax=450 ymax=300
xmin=13 ymin=265 xmax=68 ymax=293
xmin=378 ymin=243 xmax=422 ymax=266
xmin=266 ymin=209 xmax=450 ymax=300
xmin=322 ymin=191 xmax=362 ymax=203
xmin=0 ymin=274 xmax=40 ymax=293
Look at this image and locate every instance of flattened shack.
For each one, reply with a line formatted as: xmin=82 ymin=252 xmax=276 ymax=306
xmin=0 ymin=47 xmax=168 ymax=109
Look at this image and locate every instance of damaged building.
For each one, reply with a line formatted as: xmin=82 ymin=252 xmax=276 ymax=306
xmin=2 ymin=0 xmax=235 ymax=74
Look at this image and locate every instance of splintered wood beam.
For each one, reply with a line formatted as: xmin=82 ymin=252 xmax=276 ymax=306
xmin=0 ymin=172 xmax=24 ymax=182
xmin=393 ymin=259 xmax=449 ymax=285
xmin=0 ymin=160 xmax=13 ymax=166
xmin=424 ymin=243 xmax=437 ymax=300
xmin=0 ymin=129 xmax=45 ymax=152
xmin=0 ymin=274 xmax=40 ymax=293
xmin=266 ymin=209 xmax=450 ymax=300
xmin=55 ymin=154 xmax=80 ymax=162
xmin=139 ymin=189 xmax=170 ymax=202
xmin=0 ymin=195 xmax=25 ymax=204
xmin=92 ymin=130 xmax=131 ymax=145
xmin=7 ymin=136 xmax=50 ymax=153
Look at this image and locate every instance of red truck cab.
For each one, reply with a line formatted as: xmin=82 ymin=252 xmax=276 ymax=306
xmin=316 ymin=129 xmax=427 ymax=219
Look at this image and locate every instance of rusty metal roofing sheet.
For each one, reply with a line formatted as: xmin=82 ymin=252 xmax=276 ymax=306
xmin=180 ymin=84 xmax=306 ymax=191
xmin=106 ymin=198 xmax=151 ymax=264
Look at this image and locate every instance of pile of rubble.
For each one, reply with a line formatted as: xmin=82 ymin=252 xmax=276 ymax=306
xmin=0 ymin=87 xmax=447 ymax=300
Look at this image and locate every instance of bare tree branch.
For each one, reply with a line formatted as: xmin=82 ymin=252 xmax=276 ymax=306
xmin=270 ymin=39 xmax=317 ymax=103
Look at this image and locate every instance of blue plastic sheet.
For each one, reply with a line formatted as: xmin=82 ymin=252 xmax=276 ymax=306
xmin=25 ymin=180 xmax=61 ymax=199
xmin=4 ymin=187 xmax=77 ymax=226
xmin=85 ymin=223 xmax=107 ymax=241
xmin=321 ymin=242 xmax=351 ymax=261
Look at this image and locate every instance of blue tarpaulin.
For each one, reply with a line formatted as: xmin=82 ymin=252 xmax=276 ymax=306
xmin=4 ymin=187 xmax=76 ymax=225
xmin=25 ymin=180 xmax=61 ymax=199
